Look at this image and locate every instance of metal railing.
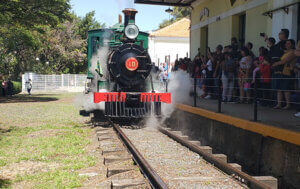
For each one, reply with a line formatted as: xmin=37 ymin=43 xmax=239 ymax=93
xmin=190 ymin=76 xmax=300 ymax=122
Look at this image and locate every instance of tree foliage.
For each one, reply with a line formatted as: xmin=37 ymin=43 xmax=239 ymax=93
xmin=77 ymin=11 xmax=106 ymax=39
xmin=159 ymin=19 xmax=174 ymax=29
xmin=159 ymin=7 xmax=191 ymax=29
xmin=0 ymin=0 xmax=104 ymax=79
xmin=171 ymin=7 xmax=191 ymax=20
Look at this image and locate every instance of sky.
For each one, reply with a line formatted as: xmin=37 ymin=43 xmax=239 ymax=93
xmin=70 ymin=0 xmax=172 ymax=32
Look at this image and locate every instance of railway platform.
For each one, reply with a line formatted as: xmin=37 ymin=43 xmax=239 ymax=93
xmin=167 ymin=100 xmax=300 ymax=189
xmin=191 ymin=98 xmax=300 ymax=132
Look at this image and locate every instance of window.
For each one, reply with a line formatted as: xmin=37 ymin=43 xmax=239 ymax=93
xmin=92 ymin=36 xmax=100 ymax=54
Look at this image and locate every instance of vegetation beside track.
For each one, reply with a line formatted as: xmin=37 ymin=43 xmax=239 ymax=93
xmin=0 ymin=93 xmax=96 ymax=188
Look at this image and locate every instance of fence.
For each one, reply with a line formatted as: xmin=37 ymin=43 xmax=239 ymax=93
xmin=22 ymin=73 xmax=87 ymax=93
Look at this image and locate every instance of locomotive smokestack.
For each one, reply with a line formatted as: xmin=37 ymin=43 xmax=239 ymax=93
xmin=122 ymin=8 xmax=138 ymax=27
xmin=118 ymin=14 xmax=122 ymax=24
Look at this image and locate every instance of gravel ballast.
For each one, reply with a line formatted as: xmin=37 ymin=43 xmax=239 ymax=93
xmin=122 ymin=126 xmax=248 ymax=189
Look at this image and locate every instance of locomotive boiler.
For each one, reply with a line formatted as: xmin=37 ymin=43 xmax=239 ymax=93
xmin=81 ymin=9 xmax=171 ymax=119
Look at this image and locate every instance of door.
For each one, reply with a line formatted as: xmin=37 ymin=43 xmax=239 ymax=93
xmin=238 ymin=14 xmax=246 ymax=48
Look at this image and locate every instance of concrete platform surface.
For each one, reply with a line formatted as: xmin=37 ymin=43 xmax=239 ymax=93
xmin=189 ymin=98 xmax=300 ymax=132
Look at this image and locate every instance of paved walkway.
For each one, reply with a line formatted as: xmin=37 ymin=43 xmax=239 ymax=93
xmin=184 ymin=98 xmax=300 ymax=132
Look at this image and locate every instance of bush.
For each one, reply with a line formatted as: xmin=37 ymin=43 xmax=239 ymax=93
xmin=12 ymin=81 xmax=22 ymax=95
xmin=0 ymin=80 xmax=21 ymax=96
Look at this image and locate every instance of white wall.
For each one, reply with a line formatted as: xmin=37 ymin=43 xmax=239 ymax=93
xmin=148 ymin=36 xmax=190 ymax=66
xmin=272 ymin=0 xmax=298 ymax=41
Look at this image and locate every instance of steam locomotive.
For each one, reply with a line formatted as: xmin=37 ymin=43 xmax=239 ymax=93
xmin=81 ymin=9 xmax=171 ymax=119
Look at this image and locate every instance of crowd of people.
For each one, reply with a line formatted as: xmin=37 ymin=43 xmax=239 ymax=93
xmin=172 ymin=28 xmax=300 ymax=118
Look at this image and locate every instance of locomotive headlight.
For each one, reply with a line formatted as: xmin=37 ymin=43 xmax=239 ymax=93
xmin=124 ymin=24 xmax=139 ymax=39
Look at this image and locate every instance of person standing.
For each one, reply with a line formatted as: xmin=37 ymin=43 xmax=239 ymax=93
xmin=7 ymin=79 xmax=13 ymax=96
xmin=213 ymin=45 xmax=224 ymax=99
xmin=25 ymin=79 xmax=32 ymax=95
xmin=259 ymin=56 xmax=272 ymax=106
xmin=264 ymin=29 xmax=289 ymax=57
xmin=203 ymin=52 xmax=215 ymax=99
xmin=1 ymin=80 xmax=7 ymax=97
xmin=293 ymin=42 xmax=300 ymax=117
xmin=238 ymin=47 xmax=252 ymax=103
xmin=272 ymin=39 xmax=297 ymax=109
xmin=222 ymin=52 xmax=236 ymax=102
xmin=193 ymin=56 xmax=203 ymax=96
xmin=246 ymin=42 xmax=255 ymax=59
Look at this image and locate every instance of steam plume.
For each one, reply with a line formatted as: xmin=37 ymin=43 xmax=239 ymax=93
xmin=74 ymin=34 xmax=111 ymax=112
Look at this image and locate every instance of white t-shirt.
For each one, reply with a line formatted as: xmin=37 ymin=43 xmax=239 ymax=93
xmin=206 ymin=60 xmax=213 ymax=71
xmin=239 ymin=56 xmax=252 ymax=69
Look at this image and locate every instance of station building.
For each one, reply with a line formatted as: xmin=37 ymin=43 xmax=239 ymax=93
xmin=148 ymin=18 xmax=190 ymax=65
xmin=136 ymin=0 xmax=300 ymax=58
xmin=135 ymin=2 xmax=300 ymax=188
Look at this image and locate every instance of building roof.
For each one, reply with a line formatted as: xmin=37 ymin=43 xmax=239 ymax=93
xmin=134 ymin=0 xmax=196 ymax=6
xmin=150 ymin=18 xmax=190 ymax=38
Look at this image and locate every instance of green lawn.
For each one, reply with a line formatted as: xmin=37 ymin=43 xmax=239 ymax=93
xmin=0 ymin=93 xmax=96 ymax=188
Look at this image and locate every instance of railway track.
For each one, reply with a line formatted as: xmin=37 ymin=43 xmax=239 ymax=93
xmin=95 ymin=120 xmax=271 ymax=189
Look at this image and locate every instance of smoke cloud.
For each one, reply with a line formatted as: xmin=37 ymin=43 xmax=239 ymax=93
xmin=89 ymin=45 xmax=109 ymax=92
xmin=74 ymin=35 xmax=111 ymax=112
xmin=74 ymin=92 xmax=105 ymax=112
xmin=161 ymin=70 xmax=192 ymax=120
xmin=145 ymin=70 xmax=192 ymax=127
xmin=115 ymin=0 xmax=135 ymax=11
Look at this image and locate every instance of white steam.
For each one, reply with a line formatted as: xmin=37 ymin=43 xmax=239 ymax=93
xmin=89 ymin=45 xmax=109 ymax=92
xmin=146 ymin=70 xmax=192 ymax=127
xmin=74 ymin=93 xmax=105 ymax=112
xmin=161 ymin=70 xmax=192 ymax=119
xmin=74 ymin=39 xmax=110 ymax=112
xmin=115 ymin=0 xmax=135 ymax=11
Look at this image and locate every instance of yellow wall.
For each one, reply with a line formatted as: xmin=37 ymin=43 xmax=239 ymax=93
xmin=245 ymin=3 xmax=269 ymax=56
xmin=191 ymin=28 xmax=200 ymax=58
xmin=190 ymin=0 xmax=272 ymax=58
xmin=208 ymin=16 xmax=232 ymax=52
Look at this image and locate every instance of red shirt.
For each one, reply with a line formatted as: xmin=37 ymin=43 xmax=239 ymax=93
xmin=180 ymin=63 xmax=186 ymax=70
xmin=259 ymin=64 xmax=271 ymax=83
xmin=194 ymin=66 xmax=201 ymax=78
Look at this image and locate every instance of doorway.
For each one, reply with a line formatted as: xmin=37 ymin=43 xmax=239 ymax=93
xmin=200 ymin=26 xmax=209 ymax=55
xmin=238 ymin=14 xmax=246 ymax=48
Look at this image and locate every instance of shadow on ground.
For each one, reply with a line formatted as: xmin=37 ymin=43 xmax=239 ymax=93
xmin=0 ymin=94 xmax=58 ymax=103
xmin=0 ymin=179 xmax=11 ymax=188
xmin=0 ymin=127 xmax=16 ymax=134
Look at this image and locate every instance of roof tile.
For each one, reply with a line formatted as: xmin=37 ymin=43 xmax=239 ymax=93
xmin=150 ymin=18 xmax=190 ymax=37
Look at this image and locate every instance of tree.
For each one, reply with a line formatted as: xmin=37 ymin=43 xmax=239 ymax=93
xmin=0 ymin=1 xmax=106 ymax=78
xmin=171 ymin=7 xmax=190 ymax=20
xmin=0 ymin=0 xmax=71 ymax=28
xmin=0 ymin=0 xmax=72 ymax=78
xmin=159 ymin=6 xmax=191 ymax=29
xmin=77 ymin=11 xmax=106 ymax=39
xmin=159 ymin=19 xmax=174 ymax=29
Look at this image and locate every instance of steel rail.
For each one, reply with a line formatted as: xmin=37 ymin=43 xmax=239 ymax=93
xmin=109 ymin=121 xmax=169 ymax=189
xmin=158 ymin=127 xmax=271 ymax=189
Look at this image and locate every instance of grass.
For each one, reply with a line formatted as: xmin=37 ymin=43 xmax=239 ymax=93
xmin=0 ymin=93 xmax=95 ymax=188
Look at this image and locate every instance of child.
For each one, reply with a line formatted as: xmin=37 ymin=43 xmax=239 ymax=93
xmin=25 ymin=79 xmax=32 ymax=95
xmin=252 ymin=58 xmax=260 ymax=84
xmin=258 ymin=47 xmax=268 ymax=63
xmin=260 ymin=56 xmax=271 ymax=106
